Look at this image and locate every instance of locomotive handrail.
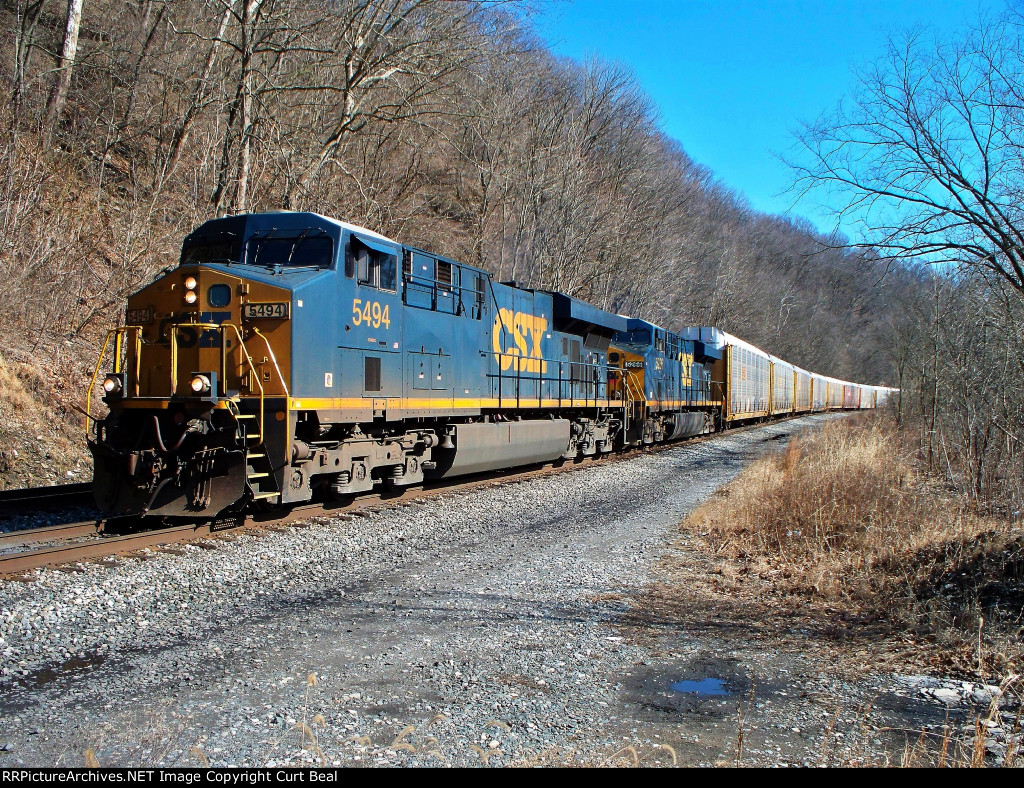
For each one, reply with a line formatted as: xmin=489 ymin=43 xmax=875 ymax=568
xmin=622 ymin=369 xmax=647 ymax=436
xmin=85 ymin=331 xmax=114 ymax=438
xmin=482 ymin=349 xmax=609 ymax=408
xmin=402 ymin=270 xmax=482 ymax=317
xmin=223 ymin=323 xmax=266 ymax=445
xmin=249 ymin=327 xmax=290 ymax=398
xmin=167 ymin=322 xmax=267 ymax=444
xmin=85 ymin=326 xmax=143 ymax=437
xmin=93 ymin=321 xmax=280 ymax=446
xmin=481 ymin=349 xmax=607 ymax=378
xmin=623 ymin=370 xmax=646 ymax=404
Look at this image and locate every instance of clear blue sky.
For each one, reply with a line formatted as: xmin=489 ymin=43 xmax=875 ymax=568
xmin=533 ymin=0 xmax=1007 ymax=238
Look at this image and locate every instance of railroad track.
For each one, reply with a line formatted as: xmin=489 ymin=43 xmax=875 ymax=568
xmin=0 ymin=519 xmax=100 ymax=547
xmin=0 ymin=522 xmax=210 ymax=575
xmin=0 ymin=501 xmax=331 ymax=576
xmin=0 ymin=413 xmax=844 ymax=577
xmin=0 ymin=482 xmax=93 ymax=516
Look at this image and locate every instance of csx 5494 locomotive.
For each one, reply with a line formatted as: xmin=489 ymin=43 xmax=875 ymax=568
xmin=87 ymin=212 xmax=891 ymax=519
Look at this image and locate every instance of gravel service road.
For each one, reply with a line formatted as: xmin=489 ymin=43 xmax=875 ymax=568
xmin=0 ymin=414 xmax=990 ymax=767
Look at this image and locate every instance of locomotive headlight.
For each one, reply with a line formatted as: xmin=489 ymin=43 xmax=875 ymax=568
xmin=190 ymin=374 xmax=211 ymax=394
xmin=102 ymin=375 xmax=122 ymax=394
xmin=184 ymin=276 xmax=197 ymax=290
xmin=184 ymin=290 xmax=198 ymax=304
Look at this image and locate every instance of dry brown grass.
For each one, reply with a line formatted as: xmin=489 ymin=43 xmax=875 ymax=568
xmin=0 ymin=354 xmax=39 ymax=413
xmin=0 ymin=350 xmax=90 ymax=487
xmin=686 ymin=415 xmax=1023 ymax=674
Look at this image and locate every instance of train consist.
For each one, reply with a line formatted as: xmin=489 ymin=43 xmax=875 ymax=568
xmin=87 ymin=212 xmax=895 ymax=519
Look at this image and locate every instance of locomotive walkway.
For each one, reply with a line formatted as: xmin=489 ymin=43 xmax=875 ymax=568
xmin=0 ymin=413 xmax=967 ymax=767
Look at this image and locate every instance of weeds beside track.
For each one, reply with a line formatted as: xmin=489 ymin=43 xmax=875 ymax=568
xmin=680 ymin=414 xmax=1024 ymax=675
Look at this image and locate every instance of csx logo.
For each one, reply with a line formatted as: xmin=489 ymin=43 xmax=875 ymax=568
xmin=492 ymin=309 xmax=548 ymax=372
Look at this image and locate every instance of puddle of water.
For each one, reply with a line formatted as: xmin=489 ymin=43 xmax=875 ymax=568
xmin=670 ymin=677 xmax=730 ymax=696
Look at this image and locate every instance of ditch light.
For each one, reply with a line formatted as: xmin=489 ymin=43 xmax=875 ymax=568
xmin=187 ymin=371 xmax=219 ymax=401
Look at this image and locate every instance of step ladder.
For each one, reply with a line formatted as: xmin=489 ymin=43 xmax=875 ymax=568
xmin=235 ymin=413 xmax=280 ymax=504
xmin=622 ymin=370 xmax=647 ymax=440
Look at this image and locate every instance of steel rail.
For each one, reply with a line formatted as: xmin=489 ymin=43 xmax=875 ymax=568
xmin=0 ymin=520 xmax=100 ymax=548
xmin=0 ymin=411 xmax=848 ymax=576
xmin=0 ymin=523 xmax=214 ymax=575
xmin=0 ymin=483 xmax=93 ymax=519
xmin=0 ymin=483 xmax=92 ymax=510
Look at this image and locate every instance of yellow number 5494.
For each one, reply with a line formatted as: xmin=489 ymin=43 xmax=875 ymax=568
xmin=352 ymin=298 xmax=391 ymax=329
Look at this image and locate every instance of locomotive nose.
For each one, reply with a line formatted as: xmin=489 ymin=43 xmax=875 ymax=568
xmin=156 ymin=269 xmax=240 ymax=399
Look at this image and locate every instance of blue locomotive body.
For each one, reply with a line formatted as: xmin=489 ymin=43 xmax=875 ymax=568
xmin=91 ymin=212 xmax=634 ymax=516
xmin=607 ymin=318 xmax=717 ymax=444
xmin=170 ymin=212 xmax=626 ymax=416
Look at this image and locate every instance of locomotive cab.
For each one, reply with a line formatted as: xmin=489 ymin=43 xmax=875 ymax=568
xmin=609 ymin=320 xmax=713 ymax=445
xmin=88 ymin=213 xmax=355 ymax=517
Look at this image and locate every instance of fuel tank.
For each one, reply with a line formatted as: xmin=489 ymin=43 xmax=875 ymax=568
xmin=428 ymin=420 xmax=571 ymax=478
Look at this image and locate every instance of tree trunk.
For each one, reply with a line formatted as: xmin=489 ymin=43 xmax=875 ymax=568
xmin=46 ymin=0 xmax=84 ymax=125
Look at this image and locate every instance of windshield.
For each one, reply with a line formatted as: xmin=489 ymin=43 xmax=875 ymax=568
xmin=615 ymin=328 xmax=651 ymax=348
xmin=245 ymin=234 xmax=334 ymax=268
xmin=181 ymin=236 xmax=240 ymax=265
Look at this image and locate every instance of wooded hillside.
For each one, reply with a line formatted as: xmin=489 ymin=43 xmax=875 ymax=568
xmin=0 ymin=0 xmax=909 ymax=371
xmin=0 ymin=0 xmax=913 ymax=483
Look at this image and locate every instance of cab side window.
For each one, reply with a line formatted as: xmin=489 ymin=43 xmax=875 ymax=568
xmin=349 ymin=240 xmax=396 ymax=291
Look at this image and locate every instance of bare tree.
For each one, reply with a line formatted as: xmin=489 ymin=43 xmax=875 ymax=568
xmin=792 ymin=15 xmax=1024 ymax=294
xmin=281 ymin=0 xmax=493 ymax=207
xmin=8 ymin=0 xmax=44 ymax=128
xmin=790 ymin=10 xmax=1024 ymax=511
xmin=45 ymin=0 xmax=83 ymax=124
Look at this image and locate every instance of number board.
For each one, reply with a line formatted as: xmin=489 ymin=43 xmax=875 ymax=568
xmin=623 ymin=360 xmax=644 ymax=369
xmin=126 ymin=307 xmax=153 ymax=324
xmin=244 ymin=302 xmax=290 ymax=319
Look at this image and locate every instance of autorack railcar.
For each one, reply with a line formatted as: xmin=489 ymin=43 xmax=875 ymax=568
xmin=794 ymin=367 xmax=813 ymax=412
xmin=771 ymin=356 xmax=796 ymax=416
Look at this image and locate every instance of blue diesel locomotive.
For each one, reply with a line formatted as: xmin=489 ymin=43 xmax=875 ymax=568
xmin=88 ymin=212 xmax=718 ymax=518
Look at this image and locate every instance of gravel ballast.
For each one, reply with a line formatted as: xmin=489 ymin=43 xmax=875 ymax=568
xmin=0 ymin=414 xmax=995 ymax=767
